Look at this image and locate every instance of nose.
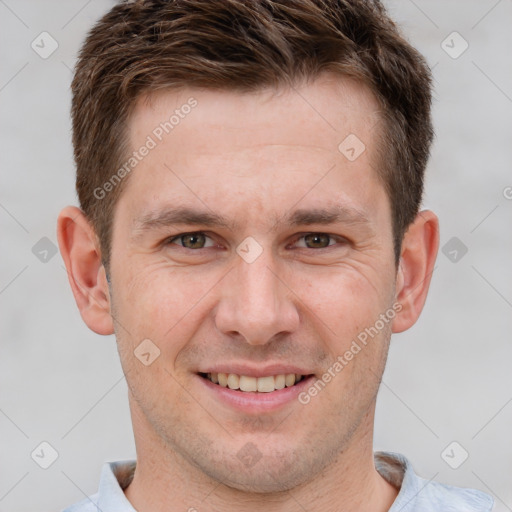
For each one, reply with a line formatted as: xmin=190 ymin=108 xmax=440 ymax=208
xmin=214 ymin=250 xmax=300 ymax=346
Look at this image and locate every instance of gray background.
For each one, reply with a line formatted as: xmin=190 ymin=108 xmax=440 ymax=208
xmin=1 ymin=0 xmax=511 ymax=510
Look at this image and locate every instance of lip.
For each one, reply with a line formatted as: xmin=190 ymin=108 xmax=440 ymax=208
xmin=197 ymin=363 xmax=313 ymax=378
xmin=197 ymin=373 xmax=316 ymax=414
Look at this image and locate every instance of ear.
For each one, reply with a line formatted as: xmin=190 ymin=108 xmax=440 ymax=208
xmin=392 ymin=210 xmax=439 ymax=333
xmin=57 ymin=206 xmax=114 ymax=335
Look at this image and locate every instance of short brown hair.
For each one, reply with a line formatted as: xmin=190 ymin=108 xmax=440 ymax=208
xmin=72 ymin=0 xmax=433 ymax=268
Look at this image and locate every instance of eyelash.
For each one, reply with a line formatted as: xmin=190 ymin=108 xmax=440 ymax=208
xmin=166 ymin=231 xmax=347 ymax=250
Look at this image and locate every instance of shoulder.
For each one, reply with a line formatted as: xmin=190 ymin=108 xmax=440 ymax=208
xmin=61 ymin=493 xmax=100 ymax=512
xmin=410 ymin=477 xmax=494 ymax=512
xmin=376 ymin=451 xmax=494 ymax=512
xmin=61 ymin=460 xmax=137 ymax=512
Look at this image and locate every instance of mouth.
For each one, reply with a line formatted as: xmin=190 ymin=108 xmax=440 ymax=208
xmin=198 ymin=372 xmax=313 ymax=393
xmin=197 ymin=369 xmax=316 ymax=413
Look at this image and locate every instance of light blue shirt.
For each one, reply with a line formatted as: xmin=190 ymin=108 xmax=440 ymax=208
xmin=63 ymin=451 xmax=494 ymax=511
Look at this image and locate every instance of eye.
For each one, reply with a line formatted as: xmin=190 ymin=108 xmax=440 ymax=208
xmin=294 ymin=233 xmax=342 ymax=249
xmin=168 ymin=232 xmax=215 ymax=249
xmin=166 ymin=232 xmax=345 ymax=251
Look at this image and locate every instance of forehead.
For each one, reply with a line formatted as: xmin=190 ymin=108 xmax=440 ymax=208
xmin=130 ymin=74 xmax=382 ymax=153
xmin=120 ymin=74 xmax=386 ymax=224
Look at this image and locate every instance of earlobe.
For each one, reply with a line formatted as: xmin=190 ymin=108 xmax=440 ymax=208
xmin=57 ymin=206 xmax=114 ymax=335
xmin=392 ymin=210 xmax=439 ymax=333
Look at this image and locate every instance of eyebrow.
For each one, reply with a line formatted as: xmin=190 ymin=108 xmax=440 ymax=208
xmin=285 ymin=206 xmax=370 ymax=227
xmin=131 ymin=204 xmax=371 ymax=239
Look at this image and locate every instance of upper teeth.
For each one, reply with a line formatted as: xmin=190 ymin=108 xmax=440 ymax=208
xmin=207 ymin=373 xmax=303 ymax=392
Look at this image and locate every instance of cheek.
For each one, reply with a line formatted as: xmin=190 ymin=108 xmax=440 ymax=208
xmin=110 ymin=264 xmax=204 ymax=407
xmin=295 ymin=265 xmax=392 ymax=348
xmin=112 ymin=260 xmax=218 ymax=355
xmin=297 ymin=271 xmax=393 ymax=419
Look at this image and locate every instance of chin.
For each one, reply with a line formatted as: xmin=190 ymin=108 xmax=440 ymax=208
xmin=195 ymin=446 xmax=332 ymax=494
xmin=212 ymin=465 xmax=307 ymax=493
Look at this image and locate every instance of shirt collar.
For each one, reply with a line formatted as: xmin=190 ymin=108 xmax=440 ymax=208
xmin=96 ymin=459 xmax=137 ymax=511
xmin=92 ymin=452 xmax=493 ymax=512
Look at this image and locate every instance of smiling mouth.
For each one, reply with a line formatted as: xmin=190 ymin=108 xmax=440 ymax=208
xmin=198 ymin=372 xmax=313 ymax=393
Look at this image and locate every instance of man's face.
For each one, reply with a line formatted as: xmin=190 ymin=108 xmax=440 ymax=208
xmin=109 ymin=74 xmax=398 ymax=491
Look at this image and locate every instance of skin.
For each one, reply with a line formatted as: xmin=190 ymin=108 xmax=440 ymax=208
xmin=58 ymin=73 xmax=439 ymax=512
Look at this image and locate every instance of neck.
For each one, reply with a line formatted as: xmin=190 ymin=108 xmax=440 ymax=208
xmin=124 ymin=403 xmax=398 ymax=512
